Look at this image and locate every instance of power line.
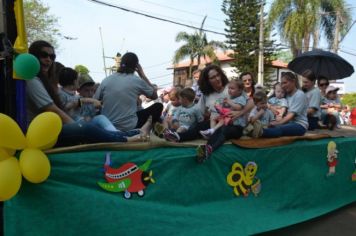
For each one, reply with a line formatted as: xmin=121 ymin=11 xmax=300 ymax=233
xmin=150 ymin=73 xmax=173 ymax=80
xmin=86 ymin=0 xmax=226 ymax=36
xmin=340 ymin=49 xmax=356 ymax=57
xmin=144 ymin=60 xmax=172 ymax=69
xmin=136 ymin=0 xmax=224 ymax=22
xmin=340 ymin=45 xmax=356 ymax=53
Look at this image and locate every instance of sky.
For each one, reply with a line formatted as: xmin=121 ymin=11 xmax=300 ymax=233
xmin=44 ymin=0 xmax=356 ymax=92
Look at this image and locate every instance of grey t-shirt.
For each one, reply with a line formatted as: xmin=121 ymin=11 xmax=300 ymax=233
xmin=196 ymin=86 xmax=229 ymax=116
xmin=94 ymin=73 xmax=155 ymax=131
xmin=268 ymin=97 xmax=288 ymax=108
xmin=164 ymin=102 xmax=180 ymax=117
xmin=26 ymin=77 xmax=53 ymax=123
xmin=58 ymin=88 xmax=81 ymax=121
xmin=305 ymin=87 xmax=321 ymax=118
xmin=287 ymin=89 xmax=309 ymax=130
xmin=231 ymin=94 xmax=248 ymax=127
xmin=249 ymin=107 xmax=275 ymax=126
xmin=173 ymin=104 xmax=204 ymax=129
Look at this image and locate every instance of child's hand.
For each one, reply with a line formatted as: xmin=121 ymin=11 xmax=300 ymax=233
xmin=269 ymin=120 xmax=279 ymax=127
xmin=171 ymin=120 xmax=179 ymax=130
xmin=92 ymin=99 xmax=102 ymax=108
xmin=204 ymin=107 xmax=211 ymax=121
xmin=275 ymin=115 xmax=283 ymax=122
xmin=223 ymin=98 xmax=231 ymax=106
xmin=257 ymin=108 xmax=265 ymax=115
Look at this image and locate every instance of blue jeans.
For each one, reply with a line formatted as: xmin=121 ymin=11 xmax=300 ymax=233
xmin=91 ymin=115 xmax=117 ymax=132
xmin=308 ymin=116 xmax=319 ymax=130
xmin=56 ymin=122 xmax=140 ymax=147
xmin=262 ymin=122 xmax=306 ymax=138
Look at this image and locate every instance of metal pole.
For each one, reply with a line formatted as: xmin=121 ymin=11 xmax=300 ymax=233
xmin=99 ymin=27 xmax=107 ymax=77
xmin=257 ymin=1 xmax=264 ymax=85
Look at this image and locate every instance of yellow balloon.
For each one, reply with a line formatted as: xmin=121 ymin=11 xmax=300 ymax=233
xmin=26 ymin=112 xmax=62 ymax=149
xmin=19 ymin=149 xmax=51 ymax=183
xmin=0 ymin=148 xmax=10 ymax=161
xmin=39 ymin=137 xmax=58 ymax=150
xmin=0 ymin=113 xmax=26 ymax=149
xmin=0 ymin=157 xmax=22 ymax=201
xmin=4 ymin=147 xmax=16 ymax=156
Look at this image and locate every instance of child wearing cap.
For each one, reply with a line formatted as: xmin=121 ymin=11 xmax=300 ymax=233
xmin=321 ymin=86 xmax=343 ymax=129
xmin=58 ymin=67 xmax=117 ymax=131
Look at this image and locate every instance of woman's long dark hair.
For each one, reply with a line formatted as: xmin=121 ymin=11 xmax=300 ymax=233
xmin=29 ymin=40 xmax=63 ymax=109
xmin=118 ymin=52 xmax=138 ymax=74
xmin=198 ymin=64 xmax=229 ymax=95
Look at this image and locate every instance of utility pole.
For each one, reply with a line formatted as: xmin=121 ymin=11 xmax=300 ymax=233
xmin=99 ymin=27 xmax=108 ymax=77
xmin=257 ymin=1 xmax=264 ymax=85
xmin=333 ymin=10 xmax=340 ymax=53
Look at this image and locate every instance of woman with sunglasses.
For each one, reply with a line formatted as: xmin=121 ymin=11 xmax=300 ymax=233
xmin=318 ymin=77 xmax=330 ymax=98
xmin=26 ymin=40 xmax=151 ymax=146
xmin=318 ymin=76 xmax=331 ymax=125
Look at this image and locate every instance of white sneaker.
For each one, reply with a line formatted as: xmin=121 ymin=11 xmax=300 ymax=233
xmin=200 ymin=129 xmax=212 ymax=140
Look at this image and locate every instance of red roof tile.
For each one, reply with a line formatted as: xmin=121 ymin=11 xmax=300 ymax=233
xmin=170 ymin=50 xmax=287 ymax=69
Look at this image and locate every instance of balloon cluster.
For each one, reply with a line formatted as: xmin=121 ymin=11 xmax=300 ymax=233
xmin=0 ymin=112 xmax=62 ymax=201
xmin=13 ymin=53 xmax=40 ymax=80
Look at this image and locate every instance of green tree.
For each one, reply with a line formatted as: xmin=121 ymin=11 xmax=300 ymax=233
xmin=23 ymin=0 xmax=61 ymax=47
xmin=222 ymin=0 xmax=276 ymax=80
xmin=342 ymin=93 xmax=356 ymax=108
xmin=173 ymin=17 xmax=226 ymax=78
xmin=275 ymin=50 xmax=293 ymax=63
xmin=268 ymin=0 xmax=351 ymax=57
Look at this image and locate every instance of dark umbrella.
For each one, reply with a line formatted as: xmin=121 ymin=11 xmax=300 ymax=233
xmin=287 ymin=49 xmax=354 ymax=79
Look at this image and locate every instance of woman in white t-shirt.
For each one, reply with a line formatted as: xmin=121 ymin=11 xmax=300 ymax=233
xmin=164 ymin=65 xmax=253 ymax=162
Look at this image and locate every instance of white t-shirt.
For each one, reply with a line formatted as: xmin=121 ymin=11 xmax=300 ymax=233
xmin=196 ymin=86 xmax=229 ymax=116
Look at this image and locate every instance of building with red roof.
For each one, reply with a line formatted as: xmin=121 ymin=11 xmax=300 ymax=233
xmin=169 ymin=50 xmax=289 ymax=88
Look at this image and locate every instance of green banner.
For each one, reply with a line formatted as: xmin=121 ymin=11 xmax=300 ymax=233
xmin=4 ymin=138 xmax=356 ymax=235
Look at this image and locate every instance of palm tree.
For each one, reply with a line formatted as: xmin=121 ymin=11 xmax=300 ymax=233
xmin=268 ymin=0 xmax=351 ymax=57
xmin=173 ymin=17 xmax=226 ymax=78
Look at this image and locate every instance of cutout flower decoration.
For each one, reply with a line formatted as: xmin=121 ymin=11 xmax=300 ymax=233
xmin=0 ymin=112 xmax=62 ymax=201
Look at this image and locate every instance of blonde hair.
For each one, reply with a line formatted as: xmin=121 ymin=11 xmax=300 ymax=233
xmin=229 ymin=79 xmax=244 ymax=90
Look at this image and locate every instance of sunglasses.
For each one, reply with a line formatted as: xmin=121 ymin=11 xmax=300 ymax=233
xmin=319 ymin=83 xmax=329 ymax=87
xmin=39 ymin=51 xmax=56 ymax=60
